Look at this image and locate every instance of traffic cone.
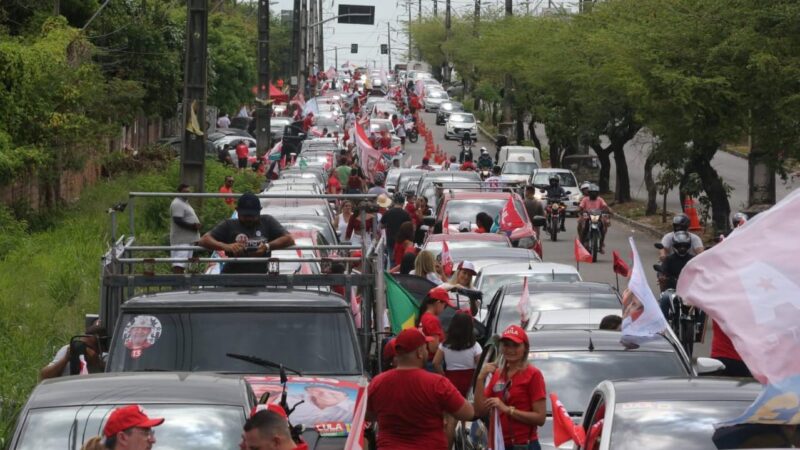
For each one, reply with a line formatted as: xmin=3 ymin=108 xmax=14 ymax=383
xmin=684 ymin=196 xmax=702 ymax=231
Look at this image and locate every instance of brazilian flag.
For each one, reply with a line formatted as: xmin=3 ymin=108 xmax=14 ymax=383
xmin=384 ymin=272 xmax=420 ymax=333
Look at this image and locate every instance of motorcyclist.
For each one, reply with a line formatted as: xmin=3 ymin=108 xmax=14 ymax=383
xmin=731 ymin=212 xmax=747 ymax=229
xmin=659 ymin=213 xmax=704 ymax=260
xmin=577 ymin=184 xmax=611 ymax=253
xmin=477 ymin=147 xmax=493 ymax=170
xmin=656 ymin=231 xmax=694 ymax=290
xmin=544 ymin=175 xmax=567 ymax=232
xmin=458 ymin=133 xmax=474 ymax=163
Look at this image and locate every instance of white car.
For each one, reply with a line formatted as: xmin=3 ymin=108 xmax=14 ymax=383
xmin=423 ymin=90 xmax=450 ymax=112
xmin=529 ymin=168 xmax=582 ymax=215
xmin=444 ymin=112 xmax=478 ymax=141
xmin=475 ymin=261 xmax=582 ymax=300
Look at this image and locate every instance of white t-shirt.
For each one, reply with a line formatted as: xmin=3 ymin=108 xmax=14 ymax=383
xmin=169 ymin=197 xmax=200 ymax=245
xmin=217 ymin=116 xmax=231 ymax=128
xmin=439 ymin=342 xmax=482 ymax=370
xmin=661 ymin=231 xmax=703 ymax=255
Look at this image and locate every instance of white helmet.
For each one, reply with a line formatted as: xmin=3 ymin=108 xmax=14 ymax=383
xmin=480 ymin=147 xmax=488 ymax=154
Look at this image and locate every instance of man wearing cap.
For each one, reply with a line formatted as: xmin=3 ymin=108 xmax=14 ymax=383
xmin=199 ymin=192 xmax=295 ymax=274
xmin=103 ymin=404 xmax=164 ymax=450
xmin=367 ymin=328 xmax=475 ymax=450
xmin=242 ymin=406 xmax=296 ymax=450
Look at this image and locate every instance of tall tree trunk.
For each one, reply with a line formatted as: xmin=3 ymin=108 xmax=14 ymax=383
xmin=612 ymin=145 xmax=631 ymax=202
xmin=590 ymin=142 xmax=611 ymax=193
xmin=748 ymin=131 xmax=776 ymax=207
xmin=515 ymin=109 xmax=525 ymax=143
xmin=644 ymin=151 xmax=658 ymax=215
xmin=691 ymin=144 xmax=732 ymax=235
xmin=528 ymin=118 xmax=542 ymax=150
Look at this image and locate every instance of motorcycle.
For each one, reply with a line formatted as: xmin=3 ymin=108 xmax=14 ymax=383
xmin=544 ymin=196 xmax=567 ymax=241
xmin=655 ymin=289 xmax=705 ymax=357
xmin=581 ymin=209 xmax=605 ymax=262
xmin=405 ymin=122 xmax=419 ymax=143
xmin=479 ymin=168 xmax=491 ymax=180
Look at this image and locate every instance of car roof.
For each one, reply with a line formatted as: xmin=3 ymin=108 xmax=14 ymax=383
xmin=449 ymin=111 xmax=474 ymax=116
xmin=442 ymin=192 xmax=517 ymax=201
xmin=610 ymin=377 xmax=762 ymax=404
xmin=527 ymin=329 xmax=677 ymax=353
xmin=450 ymin=247 xmax=539 ymax=262
xmin=534 ymin=168 xmax=572 ymax=174
xmin=479 ymin=261 xmax=579 ymax=275
xmin=26 ymin=373 xmax=251 ymax=409
xmin=503 ymin=146 xmax=538 ymax=151
xmin=502 ymin=281 xmax=615 ymax=295
xmin=122 ymin=289 xmax=348 ymax=309
xmin=420 ymin=172 xmax=481 ymax=181
xmin=426 ymin=232 xmax=510 ymax=243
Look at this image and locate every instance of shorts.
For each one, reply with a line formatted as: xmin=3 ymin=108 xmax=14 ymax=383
xmin=238 ymin=157 xmax=248 ymax=169
xmin=171 ymin=249 xmax=193 ymax=268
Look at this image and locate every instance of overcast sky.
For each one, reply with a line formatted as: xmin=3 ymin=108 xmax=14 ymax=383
xmin=270 ymin=0 xmax=575 ymax=69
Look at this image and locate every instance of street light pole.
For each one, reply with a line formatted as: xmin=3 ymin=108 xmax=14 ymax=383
xmin=317 ymin=0 xmax=324 ymax=69
xmin=255 ymin=0 xmax=271 ymax=157
xmin=387 ymin=22 xmax=392 ymax=70
xmin=502 ymin=0 xmax=513 ymax=124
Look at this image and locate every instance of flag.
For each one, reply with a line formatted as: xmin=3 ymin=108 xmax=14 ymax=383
xmin=621 ymin=237 xmax=668 ymax=343
xmin=279 ymin=154 xmax=286 ymax=170
xmin=550 ymin=393 xmax=586 ymax=447
xmin=574 ymin=238 xmax=592 ymax=263
xmin=78 ymin=355 xmax=89 ymax=375
xmin=344 ymin=389 xmax=367 ymax=450
xmin=612 ymin=250 xmax=630 ymax=277
xmin=441 ymin=241 xmax=454 ymax=277
xmin=517 ymin=276 xmax=530 ymax=325
xmin=326 ymin=66 xmax=337 ymax=80
xmin=290 ymin=90 xmax=305 ymax=110
xmin=443 ymin=214 xmax=449 ymax=233
xmin=488 ymin=409 xmax=504 ymax=450
xmin=498 ymin=197 xmax=525 ymax=232
xmin=677 ymin=189 xmax=800 ymax=426
xmin=415 ymin=79 xmax=425 ymax=97
xmin=385 ymin=272 xmax=420 ymax=333
xmin=353 ymin=124 xmax=384 ymax=182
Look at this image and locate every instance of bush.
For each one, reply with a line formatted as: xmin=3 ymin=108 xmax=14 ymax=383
xmin=0 ymin=206 xmax=27 ymax=258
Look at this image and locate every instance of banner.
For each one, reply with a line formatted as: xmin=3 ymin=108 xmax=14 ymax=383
xmin=353 ymin=124 xmax=384 ymax=182
xmin=621 ymin=237 xmax=668 ymax=345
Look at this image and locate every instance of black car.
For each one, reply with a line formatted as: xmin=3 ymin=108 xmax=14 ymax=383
xmin=8 ymin=372 xmax=253 ymax=449
xmin=435 ymin=101 xmax=464 ymax=125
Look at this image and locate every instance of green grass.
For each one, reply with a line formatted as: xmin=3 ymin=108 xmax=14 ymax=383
xmin=0 ymin=159 xmax=263 ymax=444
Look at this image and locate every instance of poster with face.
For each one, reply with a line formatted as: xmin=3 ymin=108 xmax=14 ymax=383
xmin=122 ymin=315 xmax=162 ymax=359
xmin=245 ymin=376 xmax=362 ymax=429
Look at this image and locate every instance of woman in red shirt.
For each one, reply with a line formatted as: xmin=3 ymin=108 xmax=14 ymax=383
xmin=415 ymin=287 xmax=455 ymax=363
xmin=474 ymin=325 xmax=547 ymax=450
xmin=390 ymin=221 xmax=416 ymax=272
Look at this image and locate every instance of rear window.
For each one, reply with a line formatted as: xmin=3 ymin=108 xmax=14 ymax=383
xmin=478 ymin=272 xmax=581 ymax=298
xmin=16 ymin=404 xmax=243 ymax=450
xmin=444 ymin=199 xmax=525 ymax=225
xmin=532 ymin=172 xmax=577 ymax=187
xmin=502 ymin=162 xmax=539 ymax=175
xmin=108 ymin=311 xmax=361 ymax=375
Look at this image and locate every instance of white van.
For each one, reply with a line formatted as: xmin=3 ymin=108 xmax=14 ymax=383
xmin=497 ymin=145 xmax=542 ymax=167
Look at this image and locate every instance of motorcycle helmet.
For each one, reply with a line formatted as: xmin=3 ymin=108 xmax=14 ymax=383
xmin=672 ymin=213 xmax=690 ymax=232
xmin=462 ymin=132 xmax=471 ymax=141
xmin=672 ymin=231 xmax=692 ymax=256
xmin=580 ymin=181 xmax=591 ymax=194
xmin=732 ymin=212 xmax=747 ymax=229
xmin=549 ymin=175 xmax=560 ymax=187
xmin=480 ymin=147 xmax=488 ymax=154
xmin=492 ymin=165 xmax=502 ymax=175
xmin=588 ymin=184 xmax=600 ymax=200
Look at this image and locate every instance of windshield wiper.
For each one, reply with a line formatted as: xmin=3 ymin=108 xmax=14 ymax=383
xmin=226 ymin=353 xmax=303 ymax=376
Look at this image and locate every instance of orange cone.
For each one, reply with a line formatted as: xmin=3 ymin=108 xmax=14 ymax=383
xmin=684 ymin=196 xmax=702 ymax=231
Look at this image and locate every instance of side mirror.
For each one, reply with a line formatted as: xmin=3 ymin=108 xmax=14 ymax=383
xmin=539 ymin=188 xmax=547 ymax=194
xmin=654 ymin=243 xmax=664 ymax=250
xmin=695 ymin=357 xmax=725 ymax=374
xmin=423 ymin=216 xmax=436 ymax=227
xmin=531 ymin=215 xmax=547 ymax=227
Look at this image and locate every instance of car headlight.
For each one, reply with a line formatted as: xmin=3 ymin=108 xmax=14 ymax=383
xmin=517 ymin=237 xmax=536 ymax=249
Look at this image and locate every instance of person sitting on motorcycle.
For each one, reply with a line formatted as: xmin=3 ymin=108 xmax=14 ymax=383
xmin=460 ymin=157 xmax=476 ymax=172
xmin=459 ymin=133 xmax=474 ymax=163
xmin=544 ymin=175 xmax=567 ymax=232
xmin=477 ymin=148 xmax=493 ymax=170
xmin=577 ymin=184 xmax=611 ymax=253
xmin=656 ymin=231 xmax=694 ymax=290
xmin=659 ymin=213 xmax=704 ymax=260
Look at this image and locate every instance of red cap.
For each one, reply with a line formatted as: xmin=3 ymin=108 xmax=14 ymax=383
xmin=249 ymin=403 xmax=288 ymax=419
xmin=394 ymin=328 xmax=433 ymax=355
xmin=428 ymin=287 xmax=456 ymax=309
xmin=500 ymin=325 xmax=529 ymax=345
xmin=383 ymin=339 xmax=397 ymax=361
xmin=103 ymin=405 xmax=164 ymax=438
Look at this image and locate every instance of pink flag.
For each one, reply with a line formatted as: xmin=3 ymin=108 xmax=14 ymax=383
xmin=79 ymin=355 xmax=89 ymax=375
xmin=354 ymin=125 xmax=384 ymax=182
xmin=621 ymin=237 xmax=668 ymax=344
xmin=290 ymin=90 xmax=305 ymax=110
xmin=678 ymin=189 xmax=800 ymax=425
xmin=344 ymin=389 xmax=367 ymax=450
xmin=441 ymin=241 xmax=453 ymax=277
xmin=415 ymin=79 xmax=425 ymax=97
xmin=517 ymin=276 xmax=530 ymax=325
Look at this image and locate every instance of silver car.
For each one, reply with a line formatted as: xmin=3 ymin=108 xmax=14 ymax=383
xmin=423 ymin=90 xmax=450 ymax=112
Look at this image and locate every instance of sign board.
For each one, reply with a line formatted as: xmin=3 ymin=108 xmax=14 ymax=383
xmin=338 ymin=4 xmax=375 ymax=25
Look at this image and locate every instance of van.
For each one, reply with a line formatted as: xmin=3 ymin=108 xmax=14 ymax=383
xmin=497 ymin=145 xmax=542 ymax=167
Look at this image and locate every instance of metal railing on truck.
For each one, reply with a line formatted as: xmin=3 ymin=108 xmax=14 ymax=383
xmin=100 ymin=191 xmax=387 ymax=372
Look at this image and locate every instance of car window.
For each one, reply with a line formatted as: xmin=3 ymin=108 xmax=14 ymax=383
xmin=424 ymin=238 xmax=510 ymax=254
xmin=609 ymin=401 xmax=756 ymax=450
xmin=502 ymin=162 xmax=539 ymax=175
xmin=108 ymin=311 xmax=361 ymax=375
xmin=478 ymin=273 xmax=581 ymax=298
xmin=496 ymin=291 xmax=620 ymax=332
xmin=532 ymin=172 xmax=577 ymax=187
xmin=16 ymin=405 xmax=244 ymax=450
xmin=444 ymin=199 xmax=509 ymax=225
xmin=531 ymin=351 xmax=687 ymax=414
xmin=449 ymin=114 xmax=475 ymax=123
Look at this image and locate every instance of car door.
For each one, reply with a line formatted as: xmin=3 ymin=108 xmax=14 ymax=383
xmin=482 ymin=288 xmax=506 ymax=340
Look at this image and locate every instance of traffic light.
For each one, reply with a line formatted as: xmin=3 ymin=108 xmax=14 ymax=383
xmin=380 ymin=44 xmax=388 ymax=55
xmin=351 ymin=43 xmax=358 ymax=54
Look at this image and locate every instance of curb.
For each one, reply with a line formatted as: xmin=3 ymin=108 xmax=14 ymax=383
xmin=720 ymin=147 xmax=748 ymax=160
xmin=478 ymin=124 xmax=496 ymax=144
xmin=611 ymin=212 xmax=664 ymax=238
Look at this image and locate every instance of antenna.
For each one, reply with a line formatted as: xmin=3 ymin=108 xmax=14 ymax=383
xmin=528 ymin=261 xmax=532 ymax=270
xmin=551 ymin=268 xmax=555 ymax=281
xmin=588 ymin=335 xmax=595 ymax=352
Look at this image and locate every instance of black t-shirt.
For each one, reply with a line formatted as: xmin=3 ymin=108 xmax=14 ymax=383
xmin=662 ymin=253 xmax=694 ymax=289
xmin=209 ymin=215 xmax=290 ymax=274
xmin=380 ymin=207 xmax=412 ymax=246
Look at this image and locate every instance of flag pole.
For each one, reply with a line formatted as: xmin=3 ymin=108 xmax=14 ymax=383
xmin=615 ymin=273 xmax=620 ymax=292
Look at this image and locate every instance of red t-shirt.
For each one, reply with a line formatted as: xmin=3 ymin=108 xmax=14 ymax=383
xmin=368 ymin=368 xmax=465 ymax=450
xmin=711 ymin=320 xmax=741 ymax=361
xmin=219 ymin=185 xmax=235 ymax=206
xmin=405 ymin=203 xmax=419 ymax=226
xmin=484 ymin=365 xmax=547 ymax=445
xmin=420 ymin=312 xmax=444 ymax=347
xmin=235 ymin=144 xmax=249 ymax=159
xmin=393 ymin=241 xmax=416 ymax=267
xmin=302 ymin=116 xmax=314 ymax=131
xmin=327 ymin=175 xmax=342 ymax=194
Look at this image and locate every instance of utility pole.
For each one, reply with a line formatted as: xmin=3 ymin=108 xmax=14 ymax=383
xmin=335 ymin=46 xmax=338 ymax=70
xmin=443 ymin=0 xmax=450 ymax=83
xmin=291 ymin=0 xmax=300 ymax=94
xmin=501 ymin=0 xmax=513 ymax=131
xmin=309 ymin=0 xmax=316 ymax=76
xmin=474 ymin=0 xmax=480 ymax=35
xmin=418 ymin=0 xmax=421 ymax=22
xmin=255 ymin=0 xmax=271 ymax=157
xmin=180 ymin=0 xmax=208 ymax=192
xmin=387 ymin=22 xmax=392 ymax=70
xmin=317 ymin=0 xmax=324 ymax=70
xmin=299 ymin=0 xmax=307 ymax=93
xmin=434 ymin=0 xmax=438 ymax=18
xmin=407 ymin=1 xmax=412 ymax=61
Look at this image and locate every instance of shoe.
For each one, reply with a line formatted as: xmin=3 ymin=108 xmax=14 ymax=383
xmin=600 ymin=245 xmax=606 ymax=254
xmin=560 ymin=225 xmax=566 ymax=232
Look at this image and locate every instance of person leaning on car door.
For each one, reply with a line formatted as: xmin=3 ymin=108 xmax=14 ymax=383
xmin=40 ymin=320 xmax=108 ymax=380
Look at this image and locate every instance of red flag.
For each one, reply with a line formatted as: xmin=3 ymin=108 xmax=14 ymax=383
xmin=343 ymin=389 xmax=367 ymax=450
xmin=574 ymin=238 xmax=593 ymax=263
xmin=517 ymin=276 xmax=530 ymax=324
xmin=612 ymin=250 xmax=630 ymax=277
xmin=279 ymin=154 xmax=286 ymax=170
xmin=499 ymin=197 xmax=525 ymax=232
xmin=443 ymin=214 xmax=449 ymax=233
xmin=550 ymin=393 xmax=585 ymax=447
xmin=441 ymin=241 xmax=454 ymax=277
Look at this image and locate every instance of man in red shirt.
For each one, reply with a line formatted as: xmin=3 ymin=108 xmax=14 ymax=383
xmin=710 ymin=321 xmax=752 ymax=377
xmin=302 ymin=112 xmax=314 ymax=132
xmin=219 ymin=175 xmax=235 ymax=207
xmin=367 ymin=328 xmax=475 ymax=450
xmin=235 ymin=140 xmax=250 ymax=173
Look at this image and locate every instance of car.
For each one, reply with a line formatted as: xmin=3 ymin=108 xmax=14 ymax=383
xmin=260 ymin=198 xmax=334 ymax=222
xmin=424 ymin=90 xmax=450 ymax=112
xmin=271 ymin=117 xmax=292 ymax=141
xmin=500 ymin=160 xmax=540 ymax=183
xmin=435 ymin=191 xmax=542 ymax=252
xmin=272 ymin=214 xmax=339 ymax=245
xmin=386 ymin=168 xmax=424 ymax=193
xmin=475 ymin=261 xmax=582 ymax=300
xmin=530 ymin=168 xmax=582 ymax=214
xmin=280 ymin=168 xmax=327 ymax=185
xmin=422 ymin=246 xmax=542 ymax=275
xmin=497 ymin=145 xmax=542 ymax=166
xmin=460 ymin=330 xmax=697 ymax=450
xmin=368 ymin=119 xmax=402 ymax=147
xmin=370 ymin=101 xmax=398 ymax=118
xmin=484 ymin=281 xmax=621 ymax=335
xmin=8 ymin=372 xmax=253 ymax=449
xmin=575 ymin=377 xmax=763 ymax=450
xmin=435 ymin=101 xmax=464 ymax=125
xmin=265 ymin=183 xmax=324 ymax=195
xmin=422 ymin=232 xmax=512 ymax=255
xmin=444 ymin=112 xmax=479 ymax=140
xmin=266 ymin=178 xmax=324 ymax=191
xmin=396 ymin=170 xmax=426 ymax=196
xmin=415 ymin=171 xmax=482 ymax=211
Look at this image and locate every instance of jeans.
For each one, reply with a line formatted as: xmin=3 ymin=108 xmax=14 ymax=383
xmin=506 ymin=441 xmax=541 ymax=450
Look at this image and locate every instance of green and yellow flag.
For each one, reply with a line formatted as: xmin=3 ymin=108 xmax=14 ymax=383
xmin=384 ymin=272 xmax=420 ymax=333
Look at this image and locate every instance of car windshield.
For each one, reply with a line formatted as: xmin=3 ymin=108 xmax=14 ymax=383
xmin=449 ymin=114 xmax=475 ymax=123
xmin=424 ymin=238 xmax=510 ymax=254
xmin=427 ymin=91 xmax=447 ymax=99
xmin=530 ymin=351 xmax=687 ymax=414
xmin=109 ymin=311 xmax=361 ymax=375
xmin=479 ymin=273 xmax=581 ymax=298
xmin=503 ymin=162 xmax=539 ymax=175
xmin=16 ymin=404 xmax=243 ymax=450
xmin=610 ymin=401 xmax=755 ymax=450
xmin=445 ymin=199 xmax=524 ymax=225
xmin=369 ymin=122 xmax=392 ymax=133
xmin=532 ymin=172 xmax=577 ymax=187
xmin=496 ymin=291 xmax=620 ymax=332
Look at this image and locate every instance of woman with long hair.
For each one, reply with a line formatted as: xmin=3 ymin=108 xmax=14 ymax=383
xmin=474 ymin=325 xmax=547 ymax=450
xmin=415 ymin=287 xmax=454 ymax=363
xmin=412 ymin=250 xmax=445 ymax=285
xmin=476 ymin=212 xmax=494 ymax=233
xmin=334 ymin=200 xmax=354 ymax=240
xmin=390 ymin=221 xmax=416 ymax=272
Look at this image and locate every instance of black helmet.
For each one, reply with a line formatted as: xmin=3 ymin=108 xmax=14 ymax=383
xmin=672 ymin=213 xmax=690 ymax=232
xmin=673 ymin=231 xmax=692 ymax=255
xmin=492 ymin=165 xmax=502 ymax=175
xmin=732 ymin=212 xmax=747 ymax=229
xmin=549 ymin=175 xmax=560 ymax=187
